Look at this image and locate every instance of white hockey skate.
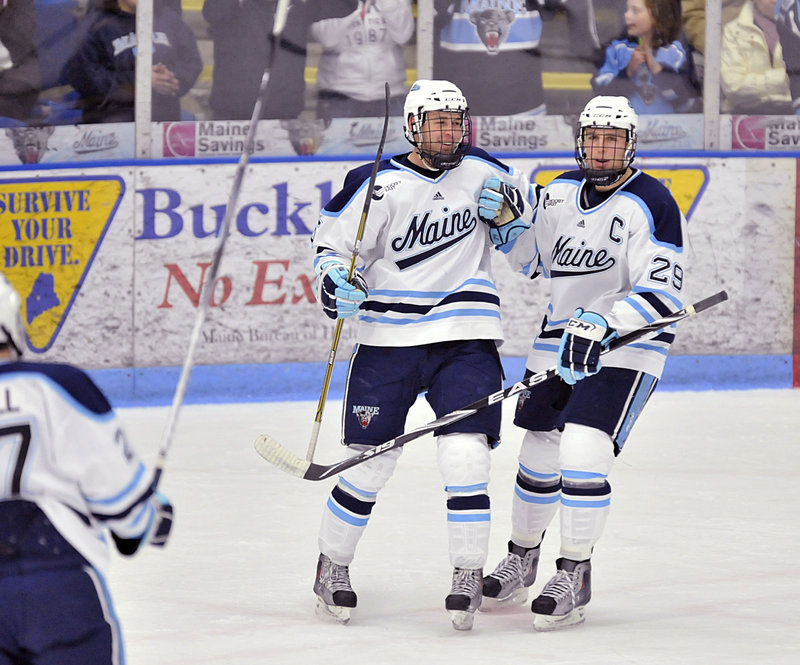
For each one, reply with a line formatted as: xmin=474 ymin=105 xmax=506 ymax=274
xmin=531 ymin=557 xmax=591 ymax=632
xmin=314 ymin=554 xmax=357 ymax=625
xmin=445 ymin=567 xmax=483 ymax=631
xmin=481 ymin=540 xmax=540 ymax=610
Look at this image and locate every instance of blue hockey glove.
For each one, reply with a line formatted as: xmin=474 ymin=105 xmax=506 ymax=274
xmin=147 ymin=491 xmax=173 ymax=547
xmin=557 ymin=309 xmax=615 ymax=385
xmin=316 ymin=262 xmax=368 ymax=320
xmin=478 ymin=176 xmax=533 ymax=246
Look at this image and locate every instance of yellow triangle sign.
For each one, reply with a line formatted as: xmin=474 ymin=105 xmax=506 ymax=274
xmin=1 ymin=176 xmax=125 ymax=352
xmin=532 ymin=166 xmax=708 ymax=220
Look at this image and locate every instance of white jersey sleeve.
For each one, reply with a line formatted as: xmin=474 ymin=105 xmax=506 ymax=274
xmin=312 ymin=147 xmax=534 ymax=347
xmin=505 ymin=168 xmax=690 ymax=378
xmin=0 ymin=361 xmax=157 ymax=573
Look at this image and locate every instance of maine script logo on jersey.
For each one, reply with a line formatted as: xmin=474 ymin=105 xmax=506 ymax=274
xmin=551 ymin=235 xmax=615 ymax=277
xmin=1 ymin=177 xmax=125 ymax=352
xmin=391 ymin=205 xmax=477 ymax=270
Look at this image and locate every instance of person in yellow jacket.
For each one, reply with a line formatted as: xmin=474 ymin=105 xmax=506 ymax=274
xmin=721 ymin=0 xmax=792 ymax=113
xmin=682 ymin=0 xmax=745 ymax=54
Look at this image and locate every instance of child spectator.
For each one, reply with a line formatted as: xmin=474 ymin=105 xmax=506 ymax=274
xmin=593 ymin=0 xmax=700 ymax=113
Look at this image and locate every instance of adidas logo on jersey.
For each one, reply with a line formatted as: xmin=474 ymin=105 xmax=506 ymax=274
xmin=577 ymin=219 xmax=585 ymax=228
xmin=433 ymin=191 xmax=444 ymax=200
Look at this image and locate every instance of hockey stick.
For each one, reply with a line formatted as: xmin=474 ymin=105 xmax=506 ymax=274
xmin=304 ymin=81 xmax=391 ymax=462
xmin=151 ymin=0 xmax=291 ymax=491
xmin=254 ymin=290 xmax=729 ymax=481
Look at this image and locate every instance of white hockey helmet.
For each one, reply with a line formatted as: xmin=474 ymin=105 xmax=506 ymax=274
xmin=0 ymin=274 xmax=26 ymax=359
xmin=575 ymin=95 xmax=638 ymax=187
xmin=403 ymin=79 xmax=471 ymax=170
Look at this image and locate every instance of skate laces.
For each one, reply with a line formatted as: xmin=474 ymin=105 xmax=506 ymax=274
xmin=451 ymin=568 xmax=481 ymax=597
xmin=539 ymin=570 xmax=578 ymax=603
xmin=489 ymin=553 xmax=523 ymax=585
xmin=327 ymin=560 xmax=353 ymax=593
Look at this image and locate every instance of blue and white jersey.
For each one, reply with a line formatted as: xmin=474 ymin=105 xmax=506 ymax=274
xmin=505 ymin=168 xmax=690 ymax=378
xmin=0 ymin=361 xmax=156 ymax=573
xmin=312 ymin=146 xmax=535 ymax=347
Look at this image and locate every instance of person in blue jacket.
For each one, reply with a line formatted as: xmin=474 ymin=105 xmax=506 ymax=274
xmin=64 ymin=0 xmax=202 ymax=123
xmin=592 ymin=0 xmax=700 ymax=114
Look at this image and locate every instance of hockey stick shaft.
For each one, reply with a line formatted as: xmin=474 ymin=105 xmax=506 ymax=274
xmin=305 ymin=82 xmax=391 ymax=461
xmin=152 ymin=0 xmax=290 ymax=491
xmin=255 ymin=290 xmax=729 ymax=481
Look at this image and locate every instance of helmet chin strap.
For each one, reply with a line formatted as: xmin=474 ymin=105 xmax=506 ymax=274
xmin=582 ymin=166 xmax=627 ymax=188
xmin=415 ymin=144 xmax=463 ymax=170
xmin=414 ymin=148 xmax=437 ymax=170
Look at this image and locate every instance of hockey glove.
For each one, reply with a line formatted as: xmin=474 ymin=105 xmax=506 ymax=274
xmin=146 ymin=491 xmax=174 ymax=548
xmin=478 ymin=176 xmax=533 ymax=246
xmin=111 ymin=490 xmax=173 ymax=555
xmin=316 ymin=262 xmax=369 ymax=320
xmin=557 ymin=309 xmax=616 ymax=385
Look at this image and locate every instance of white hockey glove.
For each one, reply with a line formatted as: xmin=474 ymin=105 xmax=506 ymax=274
xmin=557 ymin=309 xmax=617 ymax=385
xmin=478 ymin=176 xmax=533 ymax=246
xmin=316 ymin=261 xmax=368 ymax=320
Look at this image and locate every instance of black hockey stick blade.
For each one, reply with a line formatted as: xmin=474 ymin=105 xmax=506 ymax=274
xmin=254 ymin=290 xmax=728 ymax=481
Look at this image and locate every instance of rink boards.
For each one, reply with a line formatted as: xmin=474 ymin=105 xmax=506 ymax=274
xmin=1 ymin=153 xmax=797 ymax=400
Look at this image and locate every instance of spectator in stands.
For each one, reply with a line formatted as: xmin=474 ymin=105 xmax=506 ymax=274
xmin=592 ymin=0 xmax=700 ymax=113
xmin=433 ymin=0 xmax=547 ymax=116
xmin=310 ymin=0 xmax=414 ymax=120
xmin=721 ymin=0 xmax=791 ymax=113
xmin=775 ymin=0 xmax=800 ymax=112
xmin=538 ymin=0 xmax=605 ymax=63
xmin=682 ymin=0 xmax=745 ymax=54
xmin=64 ymin=0 xmax=202 ymax=123
xmin=0 ymin=0 xmax=41 ymax=123
xmin=261 ymin=0 xmax=359 ymax=119
xmin=203 ymin=0 xmax=274 ymax=120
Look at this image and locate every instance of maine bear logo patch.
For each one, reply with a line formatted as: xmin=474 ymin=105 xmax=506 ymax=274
xmin=353 ymin=405 xmax=380 ymax=429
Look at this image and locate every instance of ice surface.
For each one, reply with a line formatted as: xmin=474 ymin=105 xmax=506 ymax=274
xmin=111 ymin=389 xmax=800 ymax=664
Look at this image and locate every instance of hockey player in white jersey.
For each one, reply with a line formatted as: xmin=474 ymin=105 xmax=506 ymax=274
xmin=0 ymin=274 xmax=173 ymax=663
xmin=478 ymin=96 xmax=689 ymax=630
xmin=310 ymin=79 xmax=537 ymax=631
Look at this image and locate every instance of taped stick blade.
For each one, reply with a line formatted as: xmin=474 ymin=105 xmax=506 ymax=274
xmin=690 ymin=290 xmax=728 ymax=315
xmin=253 ymin=435 xmax=310 ymax=478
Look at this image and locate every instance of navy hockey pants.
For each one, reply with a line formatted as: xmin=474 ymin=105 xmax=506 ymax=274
xmin=513 ymin=367 xmax=658 ymax=455
xmin=0 ymin=501 xmax=123 ymax=665
xmin=342 ymin=339 xmax=503 ymax=447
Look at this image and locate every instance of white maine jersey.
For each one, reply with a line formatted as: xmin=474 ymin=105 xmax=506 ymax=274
xmin=0 ymin=361 xmax=156 ymax=574
xmin=505 ymin=168 xmax=690 ymax=378
xmin=312 ymin=147 xmax=535 ymax=347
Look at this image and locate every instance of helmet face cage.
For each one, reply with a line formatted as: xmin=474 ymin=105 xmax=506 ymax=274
xmin=0 ymin=275 xmax=26 ymax=359
xmin=575 ymin=96 xmax=638 ymax=187
xmin=403 ymin=80 xmax=471 ymax=170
